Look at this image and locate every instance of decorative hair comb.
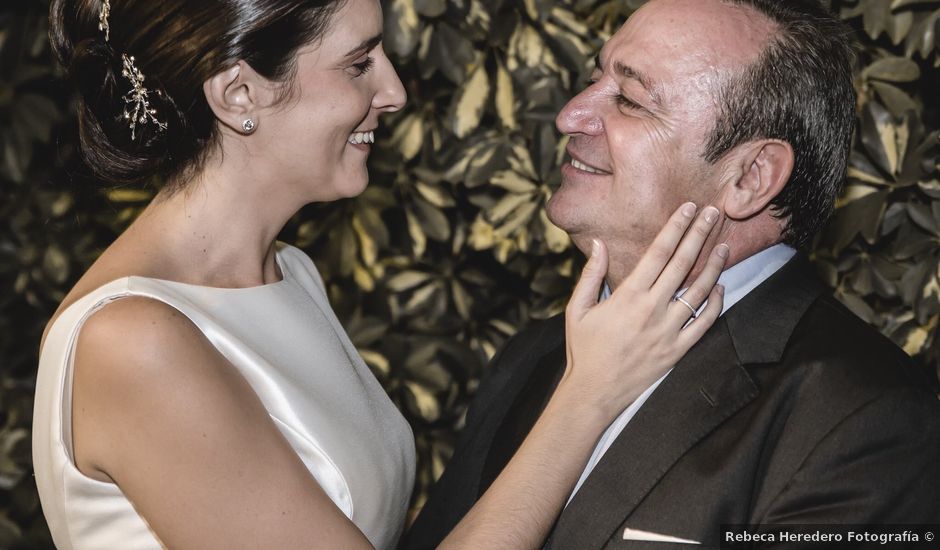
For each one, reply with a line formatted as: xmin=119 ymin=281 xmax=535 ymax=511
xmin=121 ymin=54 xmax=169 ymax=140
xmin=98 ymin=0 xmax=110 ymax=41
xmin=99 ymin=0 xmax=169 ymax=140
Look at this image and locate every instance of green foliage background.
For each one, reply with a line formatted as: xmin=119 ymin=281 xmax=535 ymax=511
xmin=0 ymin=0 xmax=938 ymax=546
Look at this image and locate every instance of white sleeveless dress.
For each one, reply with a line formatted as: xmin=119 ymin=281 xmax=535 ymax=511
xmin=32 ymin=243 xmax=415 ymax=550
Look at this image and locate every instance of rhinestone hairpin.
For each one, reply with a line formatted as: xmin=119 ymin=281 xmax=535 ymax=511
xmin=98 ymin=0 xmax=111 ymax=42
xmin=121 ymin=54 xmax=168 ymax=140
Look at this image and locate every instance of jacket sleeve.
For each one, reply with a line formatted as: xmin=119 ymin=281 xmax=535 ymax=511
xmin=754 ymin=385 xmax=940 ymax=547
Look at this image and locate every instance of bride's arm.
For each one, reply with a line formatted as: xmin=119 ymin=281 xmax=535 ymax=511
xmin=72 ymin=297 xmax=376 ymax=550
xmin=440 ymin=203 xmax=727 ymax=548
xmin=70 ymin=203 xmax=722 ymax=550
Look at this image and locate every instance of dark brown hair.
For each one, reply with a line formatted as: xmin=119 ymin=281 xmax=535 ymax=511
xmin=704 ymin=0 xmax=857 ymax=249
xmin=50 ymin=0 xmax=346 ymax=188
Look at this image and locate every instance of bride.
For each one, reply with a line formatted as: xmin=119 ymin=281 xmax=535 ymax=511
xmin=34 ymin=0 xmax=727 ymax=548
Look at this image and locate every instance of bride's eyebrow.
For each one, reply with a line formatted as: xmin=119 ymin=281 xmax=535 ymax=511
xmin=343 ymin=33 xmax=383 ymax=59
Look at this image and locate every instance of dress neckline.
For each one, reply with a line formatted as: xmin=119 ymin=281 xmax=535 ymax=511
xmin=126 ymin=244 xmax=291 ymax=292
xmin=42 ymin=244 xmax=294 ymax=356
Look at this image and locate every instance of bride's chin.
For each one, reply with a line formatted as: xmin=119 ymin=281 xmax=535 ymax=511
xmin=348 ymin=173 xmax=370 ymax=195
xmin=331 ymin=177 xmax=370 ymax=201
xmin=300 ymin=168 xmax=370 ymax=202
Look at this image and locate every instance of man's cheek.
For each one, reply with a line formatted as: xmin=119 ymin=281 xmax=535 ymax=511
xmin=643 ymin=119 xmax=675 ymax=155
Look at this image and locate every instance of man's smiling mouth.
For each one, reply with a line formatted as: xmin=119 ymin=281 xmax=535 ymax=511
xmin=571 ymin=158 xmax=606 ymax=174
xmin=568 ymin=154 xmax=612 ymax=176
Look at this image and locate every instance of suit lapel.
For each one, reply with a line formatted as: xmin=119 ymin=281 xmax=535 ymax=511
xmin=549 ymin=319 xmax=756 ymax=549
xmin=548 ymin=255 xmax=826 ymax=549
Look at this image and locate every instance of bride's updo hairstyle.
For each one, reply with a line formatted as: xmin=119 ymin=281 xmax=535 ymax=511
xmin=49 ymin=0 xmax=346 ymax=188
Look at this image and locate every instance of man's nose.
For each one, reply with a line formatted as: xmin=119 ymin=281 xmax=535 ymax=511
xmin=555 ymin=89 xmax=603 ymax=136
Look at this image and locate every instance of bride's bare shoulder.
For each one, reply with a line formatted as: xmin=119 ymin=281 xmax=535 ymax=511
xmin=42 ymin=240 xmax=171 ymax=346
xmin=68 ymin=288 xmax=230 ymax=476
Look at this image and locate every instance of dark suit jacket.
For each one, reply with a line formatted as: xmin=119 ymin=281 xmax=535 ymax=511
xmin=402 ymin=256 xmax=940 ymax=549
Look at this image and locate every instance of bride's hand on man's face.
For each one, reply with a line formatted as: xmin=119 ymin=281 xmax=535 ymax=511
xmin=560 ymin=203 xmax=729 ymax=420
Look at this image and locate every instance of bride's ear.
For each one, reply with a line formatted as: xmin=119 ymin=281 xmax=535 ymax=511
xmin=203 ymin=61 xmax=274 ymax=134
xmin=722 ymin=139 xmax=794 ymax=221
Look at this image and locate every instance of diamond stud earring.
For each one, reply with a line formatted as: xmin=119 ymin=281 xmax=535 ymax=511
xmin=242 ymin=119 xmax=256 ymax=134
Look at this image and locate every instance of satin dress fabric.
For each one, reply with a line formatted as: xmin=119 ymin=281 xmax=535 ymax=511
xmin=33 ymin=243 xmax=415 ymax=550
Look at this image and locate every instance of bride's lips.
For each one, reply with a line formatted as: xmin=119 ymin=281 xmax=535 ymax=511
xmin=347 ymin=128 xmax=376 ymax=152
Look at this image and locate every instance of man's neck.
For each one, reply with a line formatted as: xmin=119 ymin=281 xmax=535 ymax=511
xmin=601 ymin=244 xmax=797 ymax=315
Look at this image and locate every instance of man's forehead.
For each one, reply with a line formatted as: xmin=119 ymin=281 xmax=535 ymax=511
xmin=602 ymin=0 xmax=776 ymax=82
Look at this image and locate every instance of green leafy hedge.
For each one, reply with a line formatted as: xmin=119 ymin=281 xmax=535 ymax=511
xmin=0 ymin=0 xmax=937 ymax=546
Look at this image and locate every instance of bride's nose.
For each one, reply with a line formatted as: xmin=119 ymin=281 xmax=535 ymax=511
xmin=373 ymin=56 xmax=406 ymax=113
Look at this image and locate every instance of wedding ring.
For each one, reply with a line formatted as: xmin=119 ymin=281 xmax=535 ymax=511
xmin=674 ymin=295 xmax=698 ymax=319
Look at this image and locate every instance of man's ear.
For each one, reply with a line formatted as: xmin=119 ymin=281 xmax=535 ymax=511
xmin=723 ymin=139 xmax=794 ymax=221
xmin=203 ymin=61 xmax=273 ymax=135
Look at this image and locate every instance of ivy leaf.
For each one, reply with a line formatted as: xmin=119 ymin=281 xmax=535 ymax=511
xmin=387 ymin=0 xmax=421 ymax=58
xmin=869 ymin=81 xmax=919 ymax=117
xmin=495 ymin=60 xmax=517 ymax=130
xmin=863 ymin=56 xmax=921 ymax=82
xmin=450 ymin=63 xmax=490 ymax=138
xmin=414 ymin=0 xmax=447 ymax=18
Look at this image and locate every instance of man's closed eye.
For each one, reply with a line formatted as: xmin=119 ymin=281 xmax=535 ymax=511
xmin=615 ymin=94 xmax=649 ymax=114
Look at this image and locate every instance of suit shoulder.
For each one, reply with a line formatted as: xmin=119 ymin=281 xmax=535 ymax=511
xmin=750 ymin=294 xmax=940 ymax=502
xmin=780 ymin=293 xmax=931 ymax=401
xmin=792 ymin=294 xmax=910 ymax=365
xmin=472 ymin=315 xmax=565 ymax=403
xmin=500 ymin=313 xmax=566 ymax=360
xmin=485 ymin=314 xmax=566 ymax=376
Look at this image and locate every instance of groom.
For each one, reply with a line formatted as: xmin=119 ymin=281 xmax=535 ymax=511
xmin=403 ymin=0 xmax=940 ymax=547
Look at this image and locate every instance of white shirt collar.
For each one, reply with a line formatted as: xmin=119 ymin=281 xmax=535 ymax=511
xmin=711 ymin=243 xmax=796 ymax=315
xmin=600 ymin=243 xmax=797 ymax=316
